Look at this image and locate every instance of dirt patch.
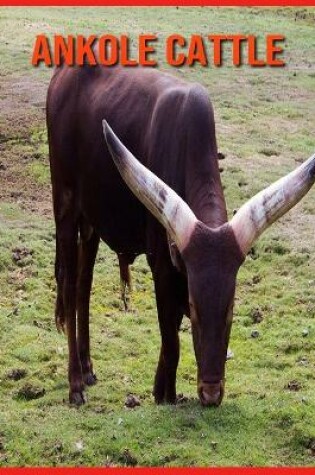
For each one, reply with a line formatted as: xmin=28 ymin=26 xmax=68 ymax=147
xmin=118 ymin=449 xmax=138 ymax=467
xmin=286 ymin=380 xmax=302 ymax=391
xmin=12 ymin=246 xmax=33 ymax=266
xmin=278 ymin=208 xmax=315 ymax=254
xmin=124 ymin=394 xmax=141 ymax=409
xmin=305 ymin=438 xmax=315 ymax=456
xmin=250 ymin=307 xmax=264 ymax=324
xmin=0 ymin=73 xmax=52 ymax=217
xmin=15 ymin=383 xmax=45 ymax=400
xmin=6 ymin=368 xmax=27 ymax=381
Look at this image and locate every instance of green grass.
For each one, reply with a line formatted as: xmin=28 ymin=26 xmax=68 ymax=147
xmin=0 ymin=6 xmax=315 ymax=467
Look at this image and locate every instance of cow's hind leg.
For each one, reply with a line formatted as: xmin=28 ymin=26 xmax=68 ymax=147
xmin=150 ymin=262 xmax=184 ymax=404
xmin=56 ymin=195 xmax=84 ymax=405
xmin=55 ymin=237 xmax=65 ymax=333
xmin=77 ymin=219 xmax=100 ymax=386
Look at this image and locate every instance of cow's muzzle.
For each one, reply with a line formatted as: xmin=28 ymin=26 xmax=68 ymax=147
xmin=198 ymin=380 xmax=224 ymax=407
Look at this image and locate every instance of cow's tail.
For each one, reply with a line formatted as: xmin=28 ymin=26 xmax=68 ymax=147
xmin=118 ymin=253 xmax=133 ymax=311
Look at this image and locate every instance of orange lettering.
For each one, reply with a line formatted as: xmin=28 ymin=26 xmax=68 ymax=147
xmin=187 ymin=35 xmax=207 ymax=67
xmin=229 ymin=34 xmax=246 ymax=66
xmin=121 ymin=35 xmax=138 ymax=67
xmin=208 ymin=35 xmax=227 ymax=67
xmin=267 ymin=34 xmax=285 ymax=67
xmin=248 ymin=35 xmax=266 ymax=67
xmin=98 ymin=35 xmax=118 ymax=66
xmin=76 ymin=35 xmax=97 ymax=66
xmin=166 ymin=34 xmax=186 ymax=67
xmin=139 ymin=34 xmax=157 ymax=66
xmin=32 ymin=35 xmax=52 ymax=66
xmin=54 ymin=35 xmax=74 ymax=66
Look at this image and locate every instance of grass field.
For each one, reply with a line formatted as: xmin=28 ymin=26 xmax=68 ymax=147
xmin=0 ymin=7 xmax=315 ymax=467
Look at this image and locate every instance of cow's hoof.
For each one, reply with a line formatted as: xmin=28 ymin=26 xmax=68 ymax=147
xmin=154 ymin=392 xmax=176 ymax=405
xmin=83 ymin=372 xmax=97 ymax=386
xmin=165 ymin=396 xmax=177 ymax=405
xmin=154 ymin=394 xmax=164 ymax=405
xmin=55 ymin=317 xmax=66 ymax=334
xmin=69 ymin=391 xmax=86 ymax=406
xmin=153 ymin=387 xmax=165 ymax=404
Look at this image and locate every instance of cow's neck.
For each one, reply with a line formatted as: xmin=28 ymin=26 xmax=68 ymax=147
xmin=185 ymin=154 xmax=228 ymax=229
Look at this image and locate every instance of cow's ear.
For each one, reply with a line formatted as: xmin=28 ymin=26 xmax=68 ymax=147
xmin=168 ymin=235 xmax=185 ymax=273
xmin=230 ymin=153 xmax=315 ymax=256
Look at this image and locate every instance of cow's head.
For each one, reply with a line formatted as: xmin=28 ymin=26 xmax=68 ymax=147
xmin=102 ymin=120 xmax=315 ymax=407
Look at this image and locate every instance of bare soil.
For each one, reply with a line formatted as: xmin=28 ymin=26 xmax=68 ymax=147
xmin=0 ymin=74 xmax=51 ymax=216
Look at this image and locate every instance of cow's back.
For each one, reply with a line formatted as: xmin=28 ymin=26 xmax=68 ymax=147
xmin=47 ymin=65 xmax=220 ymax=255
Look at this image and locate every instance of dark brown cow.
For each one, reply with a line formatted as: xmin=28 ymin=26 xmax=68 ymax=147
xmin=47 ymin=64 xmax=315 ymax=406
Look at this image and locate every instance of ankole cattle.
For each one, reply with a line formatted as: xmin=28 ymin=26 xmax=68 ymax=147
xmin=47 ymin=64 xmax=315 ymax=406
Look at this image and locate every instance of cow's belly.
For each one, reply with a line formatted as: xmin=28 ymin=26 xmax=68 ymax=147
xmin=79 ymin=172 xmax=147 ymax=256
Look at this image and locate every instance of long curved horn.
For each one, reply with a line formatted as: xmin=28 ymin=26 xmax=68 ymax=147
xmin=102 ymin=120 xmax=198 ymax=252
xmin=230 ymin=153 xmax=315 ymax=255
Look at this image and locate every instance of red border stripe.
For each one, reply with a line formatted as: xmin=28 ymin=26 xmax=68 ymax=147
xmin=1 ymin=0 xmax=315 ymax=5
xmin=1 ymin=469 xmax=315 ymax=473
xmin=1 ymin=0 xmax=315 ymax=470
xmin=1 ymin=1 xmax=315 ymax=474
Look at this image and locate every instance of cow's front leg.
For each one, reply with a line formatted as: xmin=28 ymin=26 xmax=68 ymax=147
xmin=77 ymin=226 xmax=99 ymax=387
xmin=152 ymin=267 xmax=183 ymax=404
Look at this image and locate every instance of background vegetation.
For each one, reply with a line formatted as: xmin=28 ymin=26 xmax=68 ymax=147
xmin=0 ymin=7 xmax=315 ymax=466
